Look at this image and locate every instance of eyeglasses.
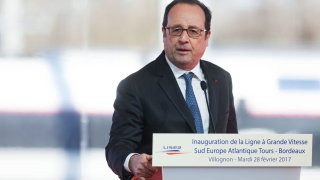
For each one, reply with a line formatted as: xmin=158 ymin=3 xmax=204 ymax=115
xmin=164 ymin=26 xmax=207 ymax=38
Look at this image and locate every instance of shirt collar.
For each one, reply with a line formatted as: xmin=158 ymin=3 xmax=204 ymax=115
xmin=165 ymin=55 xmax=204 ymax=81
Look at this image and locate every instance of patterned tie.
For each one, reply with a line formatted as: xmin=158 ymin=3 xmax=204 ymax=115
xmin=183 ymin=72 xmax=204 ymax=133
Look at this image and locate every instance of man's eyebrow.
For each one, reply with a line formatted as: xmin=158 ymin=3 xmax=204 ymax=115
xmin=168 ymin=24 xmax=183 ymax=28
xmin=168 ymin=25 xmax=201 ymax=29
xmin=188 ymin=25 xmax=202 ymax=29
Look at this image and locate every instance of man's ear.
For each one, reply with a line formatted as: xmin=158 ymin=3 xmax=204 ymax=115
xmin=205 ymin=30 xmax=211 ymax=40
xmin=162 ymin=28 xmax=167 ymax=37
xmin=205 ymin=31 xmax=211 ymax=47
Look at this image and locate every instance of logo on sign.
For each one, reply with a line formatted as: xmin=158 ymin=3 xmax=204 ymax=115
xmin=161 ymin=145 xmax=186 ymax=155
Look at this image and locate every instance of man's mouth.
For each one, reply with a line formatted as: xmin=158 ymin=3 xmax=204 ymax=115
xmin=176 ymin=48 xmax=191 ymax=53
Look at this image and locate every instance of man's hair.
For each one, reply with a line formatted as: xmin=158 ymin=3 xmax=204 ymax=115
xmin=162 ymin=0 xmax=212 ymax=33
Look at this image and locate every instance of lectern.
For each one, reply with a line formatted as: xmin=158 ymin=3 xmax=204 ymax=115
xmin=162 ymin=167 xmax=301 ymax=180
xmin=153 ymin=134 xmax=312 ymax=180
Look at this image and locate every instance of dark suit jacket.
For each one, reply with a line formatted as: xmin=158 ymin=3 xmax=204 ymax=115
xmin=105 ymin=51 xmax=238 ymax=179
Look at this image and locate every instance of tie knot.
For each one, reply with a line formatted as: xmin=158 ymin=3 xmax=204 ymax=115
xmin=183 ymin=72 xmax=194 ymax=83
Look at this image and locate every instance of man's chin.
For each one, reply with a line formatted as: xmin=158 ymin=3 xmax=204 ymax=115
xmin=172 ymin=59 xmax=194 ymax=70
xmin=174 ymin=54 xmax=192 ymax=62
xmin=176 ymin=60 xmax=193 ymax=67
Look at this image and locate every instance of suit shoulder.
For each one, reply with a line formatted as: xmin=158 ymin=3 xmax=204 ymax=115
xmin=201 ymin=60 xmax=231 ymax=75
xmin=119 ymin=57 xmax=163 ymax=88
xmin=123 ymin=52 xmax=167 ymax=81
xmin=127 ymin=59 xmax=160 ymax=79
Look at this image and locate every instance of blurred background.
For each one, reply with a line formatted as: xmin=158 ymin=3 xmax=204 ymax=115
xmin=0 ymin=0 xmax=319 ymax=179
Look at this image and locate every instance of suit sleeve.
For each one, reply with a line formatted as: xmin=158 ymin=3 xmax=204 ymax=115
xmin=105 ymin=76 xmax=144 ymax=179
xmin=226 ymin=72 xmax=238 ymax=133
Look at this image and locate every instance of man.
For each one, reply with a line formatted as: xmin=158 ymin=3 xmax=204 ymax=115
xmin=106 ymin=0 xmax=238 ymax=179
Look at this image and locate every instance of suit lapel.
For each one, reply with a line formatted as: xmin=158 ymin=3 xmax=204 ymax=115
xmin=200 ymin=61 xmax=219 ymax=133
xmin=155 ymin=52 xmax=197 ymax=132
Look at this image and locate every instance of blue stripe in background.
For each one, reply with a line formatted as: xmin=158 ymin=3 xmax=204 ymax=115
xmin=279 ymin=79 xmax=320 ymax=90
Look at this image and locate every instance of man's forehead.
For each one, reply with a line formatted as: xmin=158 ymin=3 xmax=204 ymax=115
xmin=167 ymin=4 xmax=205 ymax=27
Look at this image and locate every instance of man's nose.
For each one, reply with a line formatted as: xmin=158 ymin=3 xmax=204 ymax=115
xmin=178 ymin=30 xmax=189 ymax=42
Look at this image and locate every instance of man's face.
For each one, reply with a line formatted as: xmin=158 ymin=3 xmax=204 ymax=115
xmin=163 ymin=3 xmax=211 ymax=70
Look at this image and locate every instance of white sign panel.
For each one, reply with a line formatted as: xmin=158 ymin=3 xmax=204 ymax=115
xmin=153 ymin=134 xmax=312 ymax=167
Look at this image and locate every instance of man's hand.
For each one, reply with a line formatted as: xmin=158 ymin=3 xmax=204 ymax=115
xmin=129 ymin=154 xmax=158 ymax=179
